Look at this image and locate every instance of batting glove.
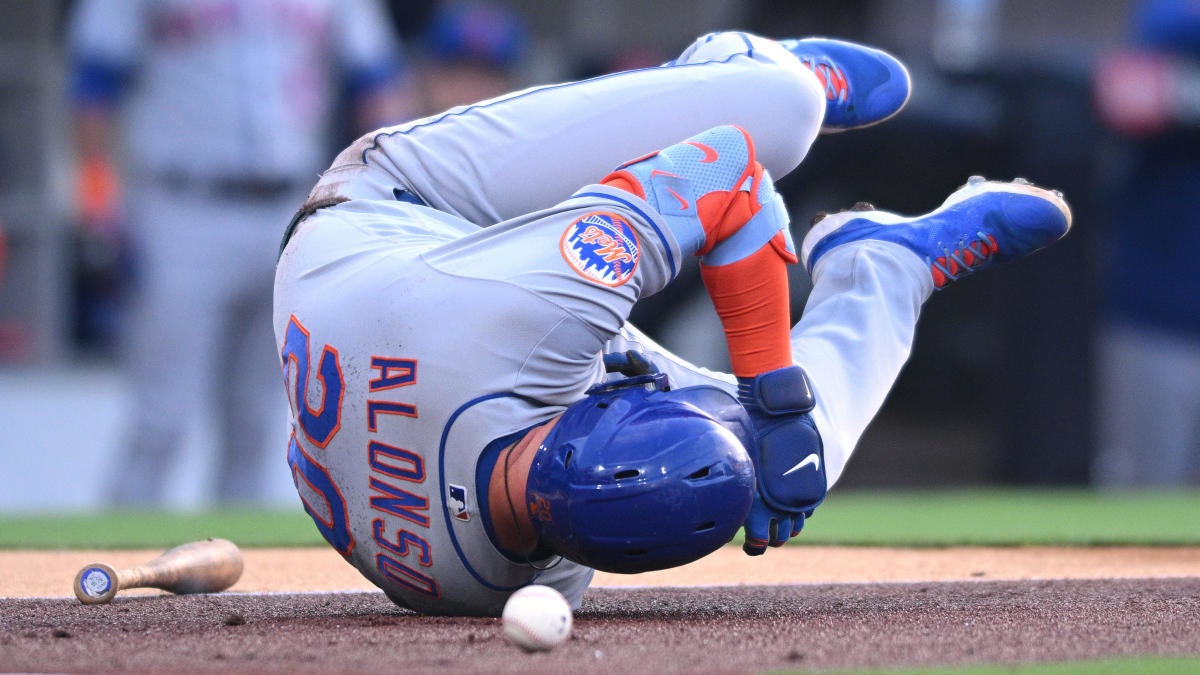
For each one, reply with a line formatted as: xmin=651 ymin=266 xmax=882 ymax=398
xmin=602 ymin=350 xmax=658 ymax=377
xmin=737 ymin=365 xmax=827 ymax=556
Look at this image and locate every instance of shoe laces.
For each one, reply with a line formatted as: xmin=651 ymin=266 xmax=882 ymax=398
xmin=931 ymin=232 xmax=998 ymax=288
xmin=798 ymin=56 xmax=849 ymax=105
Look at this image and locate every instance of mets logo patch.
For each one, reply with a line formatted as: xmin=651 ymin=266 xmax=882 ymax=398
xmin=560 ymin=212 xmax=640 ymax=287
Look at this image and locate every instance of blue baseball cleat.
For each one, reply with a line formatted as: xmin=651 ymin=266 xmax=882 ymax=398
xmin=781 ymin=37 xmax=912 ymax=134
xmin=801 ymin=176 xmax=1073 ymax=289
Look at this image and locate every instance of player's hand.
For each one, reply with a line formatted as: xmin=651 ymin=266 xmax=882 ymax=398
xmin=737 ymin=365 xmax=827 ymax=557
xmin=602 ymin=350 xmax=658 ymax=376
xmin=741 ymin=498 xmax=806 ymax=556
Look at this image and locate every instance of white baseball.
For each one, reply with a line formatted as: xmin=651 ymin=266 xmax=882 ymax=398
xmin=501 ymin=585 xmax=573 ymax=652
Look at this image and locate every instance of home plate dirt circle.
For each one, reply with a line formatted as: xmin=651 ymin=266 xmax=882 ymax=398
xmin=3 ymin=546 xmax=1199 ymax=672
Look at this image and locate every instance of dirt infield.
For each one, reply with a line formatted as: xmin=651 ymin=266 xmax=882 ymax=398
xmin=4 ymin=546 xmax=1200 ymax=672
xmin=8 ymin=545 xmax=1200 ymax=597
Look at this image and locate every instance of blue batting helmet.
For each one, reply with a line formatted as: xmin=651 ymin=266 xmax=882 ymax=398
xmin=525 ymin=374 xmax=756 ymax=574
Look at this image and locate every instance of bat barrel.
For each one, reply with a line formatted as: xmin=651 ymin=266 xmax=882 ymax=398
xmin=146 ymin=538 xmax=244 ymax=594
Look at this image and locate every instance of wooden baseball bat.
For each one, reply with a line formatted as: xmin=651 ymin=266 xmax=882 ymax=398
xmin=73 ymin=538 xmax=244 ymax=605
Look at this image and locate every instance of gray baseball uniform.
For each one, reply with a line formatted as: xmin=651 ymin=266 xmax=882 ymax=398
xmin=275 ymin=32 xmax=931 ymax=615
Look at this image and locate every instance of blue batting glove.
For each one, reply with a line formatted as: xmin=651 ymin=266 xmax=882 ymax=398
xmin=742 ymin=499 xmax=807 ymax=555
xmin=737 ymin=365 xmax=827 ymax=557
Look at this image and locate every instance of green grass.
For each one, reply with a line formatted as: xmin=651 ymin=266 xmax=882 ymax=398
xmin=0 ymin=509 xmax=323 ymax=549
xmin=795 ymin=488 xmax=1200 ymax=546
xmin=0 ymin=488 xmax=1198 ymax=549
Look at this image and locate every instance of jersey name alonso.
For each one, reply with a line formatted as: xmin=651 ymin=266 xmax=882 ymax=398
xmin=275 ymin=201 xmax=595 ymax=616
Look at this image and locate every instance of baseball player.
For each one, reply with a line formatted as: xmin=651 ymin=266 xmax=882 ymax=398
xmin=68 ymin=0 xmax=407 ymax=506
xmin=275 ymin=31 xmax=1072 ymax=615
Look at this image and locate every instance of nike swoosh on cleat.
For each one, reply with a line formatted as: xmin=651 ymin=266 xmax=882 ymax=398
xmin=685 ymin=141 xmax=719 ymax=163
xmin=782 ymin=453 xmax=820 ymax=476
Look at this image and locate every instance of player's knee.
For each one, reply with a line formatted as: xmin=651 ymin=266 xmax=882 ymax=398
xmin=754 ymin=63 xmax=826 ymax=172
xmin=661 ymin=33 xmax=827 ymax=178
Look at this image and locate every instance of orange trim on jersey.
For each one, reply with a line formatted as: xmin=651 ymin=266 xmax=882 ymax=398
xmin=368 ymin=356 xmax=417 ymax=391
xmin=283 ymin=315 xmax=345 ymax=450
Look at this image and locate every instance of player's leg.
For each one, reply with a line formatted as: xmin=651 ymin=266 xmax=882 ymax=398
xmin=321 ymin=30 xmax=910 ymax=227
xmin=107 ymin=298 xmax=192 ymax=507
xmin=327 ymin=31 xmax=816 ymax=224
xmin=1092 ymin=322 xmax=1200 ymax=486
xmin=105 ymin=183 xmax=223 ymax=506
xmin=212 ymin=276 xmax=282 ymax=504
xmin=419 ymin=124 xmax=792 ymax=405
xmin=792 ymin=178 xmax=1073 ymax=487
xmin=210 ymin=197 xmax=297 ymax=505
xmin=674 ymin=32 xmax=911 ymax=135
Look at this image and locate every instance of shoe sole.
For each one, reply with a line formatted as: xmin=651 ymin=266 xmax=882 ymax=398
xmin=800 ymin=178 xmax=1073 ymax=267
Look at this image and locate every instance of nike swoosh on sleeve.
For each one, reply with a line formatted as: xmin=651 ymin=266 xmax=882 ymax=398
xmin=664 ymin=187 xmax=689 ymax=211
xmin=685 ymin=141 xmax=719 ymax=163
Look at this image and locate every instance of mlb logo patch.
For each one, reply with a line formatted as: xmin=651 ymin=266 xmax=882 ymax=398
xmin=560 ymin=212 xmax=640 ymax=287
xmin=447 ymin=484 xmax=470 ymax=522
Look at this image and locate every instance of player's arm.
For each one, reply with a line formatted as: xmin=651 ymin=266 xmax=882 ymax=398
xmin=73 ymin=102 xmax=120 ymax=230
xmin=606 ymin=323 xmax=738 ymax=390
xmin=603 ymin=125 xmax=828 ymax=556
xmin=67 ymin=0 xmax=142 ymax=230
xmin=701 ymin=235 xmax=827 ymax=556
xmin=691 ymin=181 xmax=827 ymax=557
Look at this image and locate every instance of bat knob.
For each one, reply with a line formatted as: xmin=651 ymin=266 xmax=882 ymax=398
xmin=74 ymin=563 xmax=118 ymax=604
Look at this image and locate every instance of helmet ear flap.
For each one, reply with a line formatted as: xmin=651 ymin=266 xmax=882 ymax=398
xmin=526 ymin=382 xmax=756 ymax=574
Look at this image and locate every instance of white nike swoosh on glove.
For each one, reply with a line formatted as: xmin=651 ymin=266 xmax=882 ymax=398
xmin=782 ymin=453 xmax=820 ymax=476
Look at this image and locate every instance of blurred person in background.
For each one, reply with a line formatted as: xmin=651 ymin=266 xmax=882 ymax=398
xmin=407 ymin=0 xmax=527 ymax=115
xmin=67 ymin=0 xmax=409 ymax=507
xmin=1091 ymin=0 xmax=1200 ymax=486
xmin=0 ymin=217 xmax=6 ymax=304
